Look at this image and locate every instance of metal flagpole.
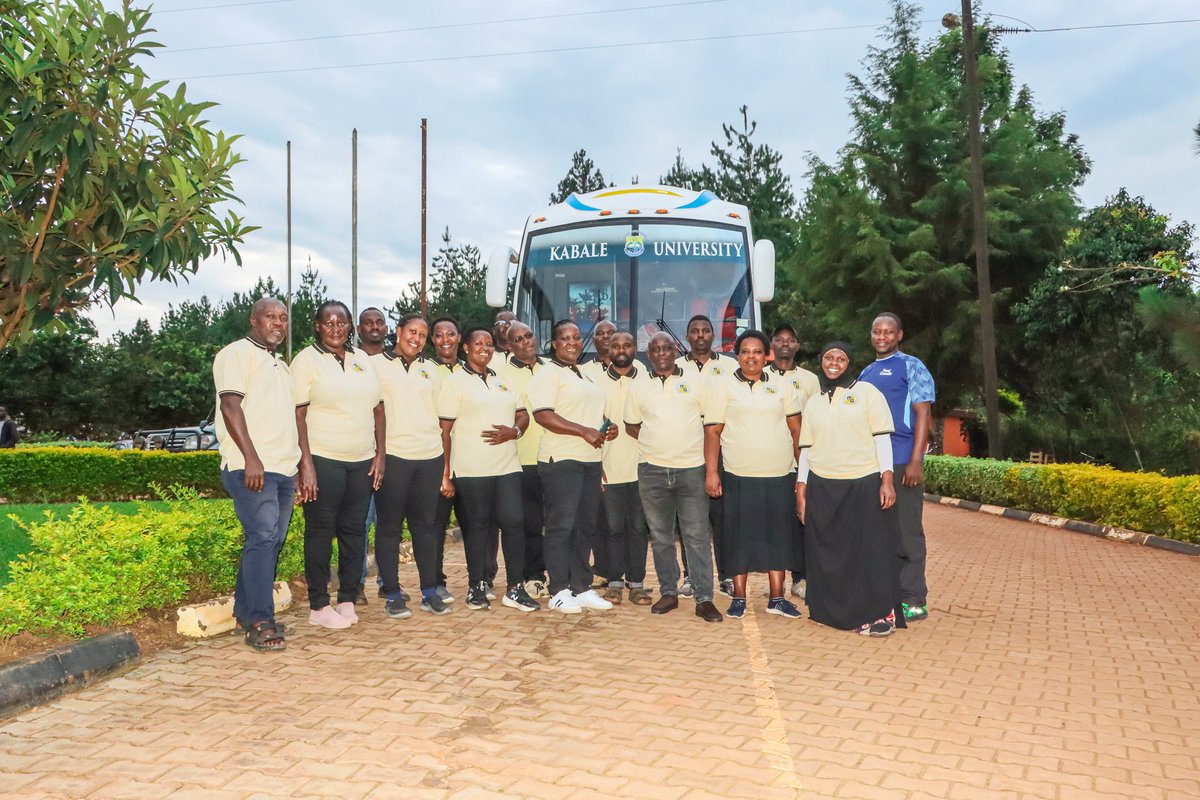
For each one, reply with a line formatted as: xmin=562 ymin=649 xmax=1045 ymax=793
xmin=286 ymin=140 xmax=293 ymax=361
xmin=421 ymin=118 xmax=428 ymax=319
xmin=352 ymin=128 xmax=359 ymax=328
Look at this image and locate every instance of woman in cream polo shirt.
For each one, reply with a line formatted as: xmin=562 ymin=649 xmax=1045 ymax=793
xmin=704 ymin=329 xmax=804 ymax=620
xmin=437 ymin=327 xmax=540 ymax=613
xmin=292 ymin=301 xmax=384 ymax=630
xmin=796 ymin=342 xmax=902 ymax=637
xmin=373 ymin=313 xmax=452 ymax=619
xmin=526 ymin=320 xmax=618 ymax=614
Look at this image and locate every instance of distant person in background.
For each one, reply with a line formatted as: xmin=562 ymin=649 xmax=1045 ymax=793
xmin=768 ymin=323 xmax=820 ymax=600
xmin=213 ymin=298 xmax=300 ymax=651
xmin=292 ymin=301 xmax=385 ymax=630
xmin=355 ymin=307 xmax=390 ymax=606
xmin=797 ymin=341 xmax=902 ymax=637
xmin=0 ymin=406 xmax=18 ymax=448
xmin=704 ymin=329 xmax=803 ymax=620
xmin=858 ymin=313 xmax=935 ymax=623
xmin=496 ymin=322 xmax=550 ymax=599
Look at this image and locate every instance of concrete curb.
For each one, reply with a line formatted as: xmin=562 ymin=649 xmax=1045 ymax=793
xmin=0 ymin=631 xmax=139 ymax=718
xmin=926 ymin=493 xmax=1200 ymax=556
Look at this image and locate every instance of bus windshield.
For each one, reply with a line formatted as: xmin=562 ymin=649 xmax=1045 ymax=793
xmin=517 ymin=220 xmax=752 ymax=354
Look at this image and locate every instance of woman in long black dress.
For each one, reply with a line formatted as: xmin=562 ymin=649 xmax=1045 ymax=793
xmin=795 ymin=342 xmax=903 ymax=636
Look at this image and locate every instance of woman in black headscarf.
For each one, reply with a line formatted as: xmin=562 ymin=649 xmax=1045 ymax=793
xmin=795 ymin=342 xmax=905 ymax=636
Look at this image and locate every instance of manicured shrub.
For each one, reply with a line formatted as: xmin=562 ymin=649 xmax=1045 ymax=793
xmin=0 ymin=487 xmax=304 ymax=637
xmin=0 ymin=448 xmax=222 ymax=503
xmin=925 ymin=456 xmax=1198 ymax=543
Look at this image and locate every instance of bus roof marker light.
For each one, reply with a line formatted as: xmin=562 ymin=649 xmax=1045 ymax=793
xmin=727 ymin=212 xmax=741 ymax=219
xmin=599 ymin=210 xmax=613 ymax=216
xmin=655 ymin=209 xmax=669 ymax=214
xmin=628 ymin=209 xmax=641 ymax=214
xmin=534 ymin=216 xmax=546 ymax=223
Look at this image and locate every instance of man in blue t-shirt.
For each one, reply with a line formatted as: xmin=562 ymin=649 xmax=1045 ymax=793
xmin=858 ymin=312 xmax=935 ymax=622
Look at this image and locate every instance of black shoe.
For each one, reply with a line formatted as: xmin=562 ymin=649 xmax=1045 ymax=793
xmin=718 ymin=579 xmax=734 ymax=598
xmin=354 ymin=585 xmax=368 ymax=606
xmin=695 ymin=600 xmax=724 ymax=623
xmin=651 ymin=594 xmax=679 ymax=615
xmin=502 ymin=585 xmax=540 ymax=612
xmin=466 ymin=582 xmax=490 ymax=610
xmin=420 ymin=594 xmax=453 ymax=615
xmin=384 ymin=597 xmax=412 ymax=619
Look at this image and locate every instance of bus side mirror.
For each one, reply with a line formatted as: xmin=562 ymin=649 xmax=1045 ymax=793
xmin=486 ymin=246 xmax=516 ymax=308
xmin=751 ymin=239 xmax=775 ymax=302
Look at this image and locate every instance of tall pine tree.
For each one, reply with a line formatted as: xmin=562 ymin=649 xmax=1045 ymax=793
xmin=549 ymin=149 xmax=611 ymax=204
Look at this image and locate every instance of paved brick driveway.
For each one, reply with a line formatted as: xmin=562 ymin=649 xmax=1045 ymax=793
xmin=1 ymin=504 xmax=1198 ymax=799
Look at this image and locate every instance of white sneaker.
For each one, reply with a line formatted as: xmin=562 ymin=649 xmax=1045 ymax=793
xmin=574 ymin=589 xmax=614 ymax=611
xmin=334 ymin=601 xmax=359 ymax=625
xmin=309 ymin=606 xmax=353 ymax=629
xmin=791 ymin=579 xmax=807 ymax=600
xmin=549 ymin=589 xmax=582 ymax=614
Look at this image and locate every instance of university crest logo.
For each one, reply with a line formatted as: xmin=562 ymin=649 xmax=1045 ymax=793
xmin=843 ymin=393 xmax=859 ymax=405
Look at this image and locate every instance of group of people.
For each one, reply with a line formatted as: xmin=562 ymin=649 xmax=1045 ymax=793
xmin=213 ymin=298 xmax=934 ymax=652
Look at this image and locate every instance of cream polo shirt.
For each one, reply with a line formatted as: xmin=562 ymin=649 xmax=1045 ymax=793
xmin=436 ymin=366 xmax=522 ymax=478
xmin=597 ymin=364 xmax=648 ymax=484
xmin=526 ymin=358 xmax=606 ymax=464
xmin=798 ymin=381 xmax=895 ymax=481
xmin=373 ymin=351 xmax=444 ymax=461
xmin=291 ymin=343 xmax=381 ymax=463
xmin=496 ymin=355 xmax=546 ymax=466
xmin=579 ymin=357 xmax=610 ymax=383
xmin=704 ymin=369 xmax=802 ymax=478
xmin=623 ymin=366 xmax=708 ymax=470
xmin=213 ymin=337 xmax=301 ymax=476
xmin=488 ymin=349 xmax=512 ymax=371
xmin=768 ymin=364 xmax=820 ymax=409
xmin=675 ymin=351 xmax=734 ymax=384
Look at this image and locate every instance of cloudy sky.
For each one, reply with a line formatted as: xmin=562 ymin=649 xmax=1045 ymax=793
xmin=89 ymin=0 xmax=1200 ymax=337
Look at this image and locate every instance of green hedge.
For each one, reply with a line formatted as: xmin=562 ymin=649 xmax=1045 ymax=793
xmin=924 ymin=456 xmax=1200 ymax=543
xmin=0 ymin=487 xmax=304 ymax=636
xmin=0 ymin=448 xmax=222 ymax=503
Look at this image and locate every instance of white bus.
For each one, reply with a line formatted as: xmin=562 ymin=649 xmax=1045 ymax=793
xmin=485 ymin=184 xmax=776 ymax=355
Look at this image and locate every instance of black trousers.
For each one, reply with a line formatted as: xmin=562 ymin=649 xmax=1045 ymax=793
xmin=434 ymin=492 xmax=465 ymax=587
xmin=601 ymin=482 xmax=649 ymax=585
xmin=592 ymin=497 xmax=612 ymax=580
xmin=538 ymin=459 xmax=602 ymax=595
xmin=455 ymin=472 xmax=525 ymax=588
xmin=521 ymin=464 xmax=546 ymax=582
xmin=376 ymin=454 xmax=443 ymax=596
xmin=303 ymin=455 xmax=373 ymax=609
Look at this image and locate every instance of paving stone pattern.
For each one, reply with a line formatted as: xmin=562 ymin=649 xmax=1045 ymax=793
xmin=1 ymin=505 xmax=1198 ymax=799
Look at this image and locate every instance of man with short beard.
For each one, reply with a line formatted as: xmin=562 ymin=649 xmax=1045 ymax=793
xmin=212 ymin=298 xmax=301 ymax=651
xmin=580 ymin=318 xmax=617 ymax=587
xmin=595 ymin=331 xmax=652 ymax=605
xmin=354 ymin=307 xmax=397 ymax=605
xmin=496 ymin=322 xmax=550 ymax=599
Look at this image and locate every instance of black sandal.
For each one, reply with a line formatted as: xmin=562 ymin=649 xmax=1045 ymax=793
xmin=244 ymin=620 xmax=287 ymax=651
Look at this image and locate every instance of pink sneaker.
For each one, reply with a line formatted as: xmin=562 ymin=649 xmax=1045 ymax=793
xmin=308 ymin=605 xmax=352 ymax=629
xmin=335 ymin=601 xmax=359 ymax=625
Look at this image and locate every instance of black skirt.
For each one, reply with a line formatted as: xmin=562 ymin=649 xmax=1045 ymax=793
xmin=804 ymin=472 xmax=901 ymax=630
xmin=721 ymin=471 xmax=798 ymax=574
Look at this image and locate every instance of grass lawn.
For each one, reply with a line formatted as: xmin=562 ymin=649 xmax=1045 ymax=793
xmin=0 ymin=501 xmax=169 ymax=587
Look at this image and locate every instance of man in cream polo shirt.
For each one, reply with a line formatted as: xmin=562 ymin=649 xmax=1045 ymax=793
xmin=624 ymin=332 xmax=723 ymax=623
xmin=213 ymin=298 xmax=301 ymax=651
xmin=595 ymin=330 xmax=651 ymax=605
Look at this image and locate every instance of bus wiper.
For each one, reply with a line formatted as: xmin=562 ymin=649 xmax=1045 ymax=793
xmin=656 ymin=290 xmax=689 ymax=356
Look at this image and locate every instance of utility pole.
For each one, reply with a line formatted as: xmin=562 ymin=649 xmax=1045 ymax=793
xmin=351 ymin=128 xmax=359 ymax=328
xmin=420 ymin=118 xmax=428 ymax=319
xmin=286 ymin=140 xmax=293 ymax=362
xmin=949 ymin=2 xmax=1003 ymax=459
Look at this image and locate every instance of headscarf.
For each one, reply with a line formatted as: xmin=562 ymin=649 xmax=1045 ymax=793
xmin=817 ymin=341 xmax=856 ymax=400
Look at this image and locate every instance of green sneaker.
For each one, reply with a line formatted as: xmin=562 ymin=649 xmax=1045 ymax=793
xmin=902 ymin=602 xmax=928 ymax=621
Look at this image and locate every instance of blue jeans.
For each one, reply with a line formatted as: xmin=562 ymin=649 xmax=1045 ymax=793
xmin=221 ymin=469 xmax=296 ymax=627
xmin=638 ymin=464 xmax=714 ymax=603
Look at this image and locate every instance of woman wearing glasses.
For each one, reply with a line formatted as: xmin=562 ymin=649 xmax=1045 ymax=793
xmin=292 ymin=301 xmax=385 ymax=629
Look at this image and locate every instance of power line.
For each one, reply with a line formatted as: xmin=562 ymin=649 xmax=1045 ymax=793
xmin=166 ymin=0 xmax=730 ymax=54
xmin=171 ymin=21 xmax=889 ymax=80
xmin=156 ymin=0 xmax=292 ymax=13
xmin=992 ymin=16 xmax=1200 ymax=34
